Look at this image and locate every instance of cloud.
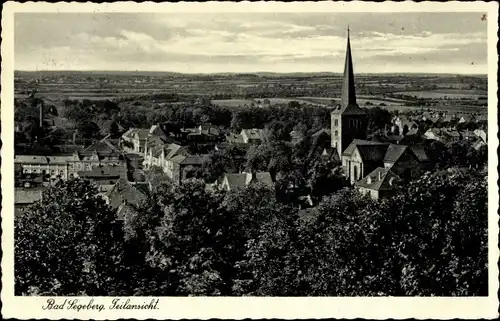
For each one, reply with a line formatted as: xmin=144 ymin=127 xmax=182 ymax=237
xmin=14 ymin=12 xmax=488 ymax=74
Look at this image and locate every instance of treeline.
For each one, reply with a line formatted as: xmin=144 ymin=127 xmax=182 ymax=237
xmin=15 ymin=167 xmax=487 ymax=296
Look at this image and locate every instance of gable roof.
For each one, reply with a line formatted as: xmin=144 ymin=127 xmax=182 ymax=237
xmin=84 ymin=138 xmax=120 ymax=154
xmin=355 ymin=144 xmax=389 ymax=163
xmin=252 ymin=172 xmax=274 ymax=187
xmin=409 ymin=146 xmax=429 ymax=163
xmin=77 ymin=164 xmax=127 ymax=179
xmin=227 ymin=132 xmax=245 ymax=144
xmin=355 ymin=167 xmax=400 ymax=191
xmin=242 ymin=128 xmax=265 ymax=140
xmin=343 ymin=139 xmax=387 ymax=156
xmin=15 ymin=154 xmax=77 ymax=165
xmin=165 ymin=143 xmax=185 ymax=159
xmin=311 ymin=128 xmax=331 ymax=137
xmin=106 ymin=178 xmax=148 ymax=209
xmin=383 ymin=144 xmax=408 ymax=164
xmin=171 ymin=154 xmax=209 ymax=165
xmin=123 ymin=128 xmax=150 ymax=140
xmin=224 ymin=173 xmax=248 ymax=189
xmin=475 ymin=114 xmax=487 ymax=122
xmin=321 ymin=147 xmax=341 ymax=162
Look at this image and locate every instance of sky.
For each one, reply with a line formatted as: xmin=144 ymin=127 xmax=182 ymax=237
xmin=14 ymin=12 xmax=488 ymax=74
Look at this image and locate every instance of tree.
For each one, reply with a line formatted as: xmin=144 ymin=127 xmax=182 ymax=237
xmin=77 ymin=121 xmax=101 ymax=140
xmin=15 ymin=179 xmax=126 ymax=295
xmin=145 ymin=181 xmax=239 ymax=295
xmin=384 ymin=169 xmax=488 ymax=295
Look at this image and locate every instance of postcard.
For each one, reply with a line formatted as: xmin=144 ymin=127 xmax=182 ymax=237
xmin=1 ymin=1 xmax=498 ymax=319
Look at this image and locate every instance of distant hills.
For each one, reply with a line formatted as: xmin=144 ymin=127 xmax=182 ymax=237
xmin=15 ymin=70 xmax=487 ymax=78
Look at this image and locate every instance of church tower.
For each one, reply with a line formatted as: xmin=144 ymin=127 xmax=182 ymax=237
xmin=331 ymin=28 xmax=367 ymax=158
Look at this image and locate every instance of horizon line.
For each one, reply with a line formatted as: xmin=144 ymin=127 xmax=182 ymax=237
xmin=14 ymin=69 xmax=488 ymax=76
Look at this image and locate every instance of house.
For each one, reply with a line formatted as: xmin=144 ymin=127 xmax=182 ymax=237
xmin=226 ymin=128 xmax=267 ymax=145
xmin=241 ymin=128 xmax=267 ymax=144
xmin=440 ymin=114 xmax=457 ymax=124
xmin=393 ymin=116 xmax=418 ymax=135
xmin=67 ymin=139 xmax=123 ymax=177
xmin=183 ymin=124 xmax=222 ymax=145
xmin=406 ymin=127 xmax=420 ymax=137
xmin=474 ymin=129 xmax=487 ymax=143
xmin=460 ymin=130 xmax=478 ymax=141
xmin=321 ymin=147 xmax=341 ymax=163
xmin=424 ymin=128 xmax=461 ymax=142
xmin=76 ymin=163 xmax=128 ymax=185
xmin=475 ymin=114 xmax=487 ymax=123
xmin=458 ymin=114 xmax=476 ymax=123
xmin=472 ymin=139 xmax=487 ymax=151
xmin=15 ymin=187 xmax=44 ymax=211
xmin=355 ymin=167 xmax=401 ymax=200
xmin=104 ymin=178 xmax=148 ymax=209
xmin=14 ymin=154 xmax=76 ymax=180
xmin=120 ymin=128 xmax=150 ymax=154
xmin=421 ymin=112 xmax=434 ymax=122
xmin=143 ymin=141 xmax=208 ymax=184
xmin=226 ymin=132 xmax=245 ymax=144
xmin=220 ymin=171 xmax=274 ymax=191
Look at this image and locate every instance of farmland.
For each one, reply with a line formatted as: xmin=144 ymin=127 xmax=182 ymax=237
xmin=393 ymin=90 xmax=487 ymax=99
xmin=14 ymin=70 xmax=488 ymax=116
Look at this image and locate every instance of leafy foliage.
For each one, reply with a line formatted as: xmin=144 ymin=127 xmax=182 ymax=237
xmin=15 ymin=179 xmax=126 ymax=295
xmin=15 ymin=167 xmax=487 ymax=296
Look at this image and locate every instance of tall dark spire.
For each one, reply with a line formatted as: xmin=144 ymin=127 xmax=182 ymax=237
xmin=341 ymin=27 xmax=357 ymax=109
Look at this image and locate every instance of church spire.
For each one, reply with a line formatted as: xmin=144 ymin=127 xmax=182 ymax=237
xmin=341 ymin=26 xmax=357 ymax=109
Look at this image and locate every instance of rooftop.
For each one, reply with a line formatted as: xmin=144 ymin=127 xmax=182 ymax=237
xmin=355 ymin=167 xmax=400 ymax=191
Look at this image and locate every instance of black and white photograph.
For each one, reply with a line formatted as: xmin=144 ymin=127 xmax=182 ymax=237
xmin=1 ymin=1 xmax=498 ymax=319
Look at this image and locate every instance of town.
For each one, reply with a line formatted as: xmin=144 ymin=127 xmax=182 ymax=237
xmin=14 ymin=28 xmax=488 ymax=297
xmin=14 ymin=31 xmax=488 ymax=211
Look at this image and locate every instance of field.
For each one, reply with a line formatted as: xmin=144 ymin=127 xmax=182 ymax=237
xmin=394 ymin=90 xmax=487 ymax=99
xmin=14 ymin=71 xmax=488 ymax=116
xmin=212 ymin=96 xmax=486 ymax=114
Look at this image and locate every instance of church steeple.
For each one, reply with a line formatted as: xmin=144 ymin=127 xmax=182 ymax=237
xmin=331 ymin=27 xmax=367 ymax=159
xmin=341 ymin=26 xmax=357 ymax=109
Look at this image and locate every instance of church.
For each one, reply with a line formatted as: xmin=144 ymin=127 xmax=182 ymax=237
xmin=331 ymin=29 xmax=429 ymax=199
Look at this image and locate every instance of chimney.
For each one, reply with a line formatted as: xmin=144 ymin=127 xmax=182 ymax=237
xmin=73 ymin=130 xmax=77 ymax=145
xmin=378 ymin=171 xmax=382 ymax=181
xmin=39 ymin=103 xmax=44 ymax=128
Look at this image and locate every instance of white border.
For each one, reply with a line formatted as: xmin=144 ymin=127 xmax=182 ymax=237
xmin=2 ymin=2 xmax=499 ymax=319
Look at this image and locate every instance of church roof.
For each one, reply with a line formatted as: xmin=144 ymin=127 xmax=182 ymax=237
xmin=332 ymin=28 xmax=365 ymax=116
xmin=383 ymin=144 xmax=408 ymax=163
xmin=355 ymin=144 xmax=389 ymax=163
xmin=342 ymin=139 xmax=387 ymax=156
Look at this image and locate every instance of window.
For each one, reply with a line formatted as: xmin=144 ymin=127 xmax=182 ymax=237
xmin=334 ymin=130 xmax=338 ymax=137
xmin=334 ymin=119 xmax=338 ymax=126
